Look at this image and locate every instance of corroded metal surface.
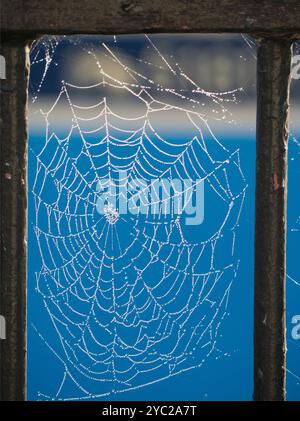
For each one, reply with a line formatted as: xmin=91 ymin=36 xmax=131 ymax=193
xmin=0 ymin=0 xmax=300 ymax=36
xmin=254 ymin=37 xmax=292 ymax=401
xmin=0 ymin=40 xmax=30 ymax=401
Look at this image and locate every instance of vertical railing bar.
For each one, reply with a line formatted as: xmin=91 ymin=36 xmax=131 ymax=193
xmin=254 ymin=36 xmax=292 ymax=401
xmin=0 ymin=38 xmax=30 ymax=401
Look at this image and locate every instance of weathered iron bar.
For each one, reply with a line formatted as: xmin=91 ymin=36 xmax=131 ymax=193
xmin=0 ymin=39 xmax=30 ymax=401
xmin=1 ymin=0 xmax=300 ymax=36
xmin=254 ymin=37 xmax=292 ymax=401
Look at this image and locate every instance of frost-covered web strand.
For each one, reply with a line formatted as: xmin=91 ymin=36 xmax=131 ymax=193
xmin=30 ymin=36 xmax=59 ymax=103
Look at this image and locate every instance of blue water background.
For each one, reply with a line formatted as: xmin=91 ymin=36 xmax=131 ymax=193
xmin=27 ymin=133 xmax=256 ymax=401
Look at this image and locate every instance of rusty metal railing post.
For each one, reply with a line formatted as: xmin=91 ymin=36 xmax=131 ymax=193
xmin=254 ymin=37 xmax=292 ymax=401
xmin=0 ymin=38 xmax=30 ymax=401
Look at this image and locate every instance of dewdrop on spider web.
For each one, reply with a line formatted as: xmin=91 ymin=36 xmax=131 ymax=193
xmin=103 ymin=202 xmax=119 ymax=225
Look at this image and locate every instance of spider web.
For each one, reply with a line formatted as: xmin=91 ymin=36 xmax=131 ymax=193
xmin=28 ymin=35 xmax=247 ymax=400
